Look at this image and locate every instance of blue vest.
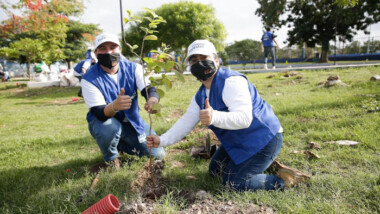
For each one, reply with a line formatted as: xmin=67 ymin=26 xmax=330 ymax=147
xmin=74 ymin=58 xmax=92 ymax=75
xmin=83 ymin=58 xmax=145 ymax=137
xmin=195 ymin=68 xmax=281 ymax=165
xmin=262 ymin=31 xmax=274 ymax=47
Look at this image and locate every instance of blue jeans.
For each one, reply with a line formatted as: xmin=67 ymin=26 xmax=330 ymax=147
xmin=209 ymin=133 xmax=284 ymax=191
xmin=88 ymin=117 xmax=165 ymax=161
xmin=264 ymin=46 xmax=276 ymax=66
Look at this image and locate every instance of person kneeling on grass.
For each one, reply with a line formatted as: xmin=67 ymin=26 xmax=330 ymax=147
xmin=147 ymin=40 xmax=310 ymax=191
xmin=82 ymin=33 xmax=165 ymax=173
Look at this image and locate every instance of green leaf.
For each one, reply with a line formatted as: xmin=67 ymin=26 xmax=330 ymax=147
xmin=152 ymin=103 xmax=162 ymax=111
xmin=175 ymin=70 xmax=185 ymax=82
xmin=126 ymin=10 xmax=132 ymax=17
xmin=149 ymin=23 xmax=157 ymax=28
xmin=163 ymin=77 xmax=172 ymax=90
xmin=132 ymin=45 xmax=138 ymax=50
xmin=156 ymin=88 xmax=165 ymax=98
xmin=148 ymin=30 xmax=159 ymax=34
xmin=144 ymin=35 xmax=158 ymax=41
xmin=140 ymin=27 xmax=149 ymax=33
xmin=123 ymin=17 xmax=129 ymax=24
xmin=154 ymin=66 xmax=161 ymax=74
xmin=143 ymin=8 xmax=158 ymax=18
xmin=126 ymin=43 xmax=133 ymax=49
xmin=144 ymin=17 xmax=153 ymax=22
xmin=157 ymin=53 xmax=166 ymax=60
xmin=164 ymin=61 xmax=175 ymax=73
xmin=143 ymin=57 xmax=154 ymax=64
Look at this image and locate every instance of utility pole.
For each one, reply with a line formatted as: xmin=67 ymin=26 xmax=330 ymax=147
xmin=367 ymin=26 xmax=371 ymax=53
xmin=334 ymin=11 xmax=337 ymax=65
xmin=119 ymin=0 xmax=124 ymax=42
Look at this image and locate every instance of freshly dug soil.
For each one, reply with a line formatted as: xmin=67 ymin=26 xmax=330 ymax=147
xmin=119 ymin=160 xmax=275 ymax=213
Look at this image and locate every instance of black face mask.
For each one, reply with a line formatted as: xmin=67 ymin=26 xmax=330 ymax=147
xmin=190 ymin=60 xmax=217 ymax=81
xmin=97 ymin=53 xmax=120 ymax=69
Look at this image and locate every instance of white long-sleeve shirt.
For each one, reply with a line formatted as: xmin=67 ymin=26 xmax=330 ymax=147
xmin=160 ymin=75 xmax=254 ymax=147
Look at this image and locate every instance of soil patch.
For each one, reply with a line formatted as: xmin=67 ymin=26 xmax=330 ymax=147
xmin=122 ymin=160 xmax=275 ymax=213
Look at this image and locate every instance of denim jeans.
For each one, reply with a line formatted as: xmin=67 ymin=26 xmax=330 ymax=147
xmin=209 ymin=133 xmax=284 ymax=191
xmin=264 ymin=46 xmax=276 ymax=66
xmin=88 ymin=117 xmax=165 ymax=161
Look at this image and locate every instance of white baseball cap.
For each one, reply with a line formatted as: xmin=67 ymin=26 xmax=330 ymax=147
xmin=185 ymin=40 xmax=217 ymax=63
xmin=94 ymin=33 xmax=121 ymax=50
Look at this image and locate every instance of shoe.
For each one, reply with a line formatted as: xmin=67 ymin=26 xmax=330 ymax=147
xmin=272 ymin=66 xmax=276 ymax=69
xmin=272 ymin=160 xmax=311 ymax=188
xmin=263 ymin=64 xmax=268 ymax=70
xmin=90 ymin=158 xmax=120 ymax=174
xmin=106 ymin=158 xmax=120 ymax=171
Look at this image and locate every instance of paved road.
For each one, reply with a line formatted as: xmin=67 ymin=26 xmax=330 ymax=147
xmin=154 ymin=62 xmax=379 ymax=77
xmin=229 ymin=62 xmax=380 ymax=73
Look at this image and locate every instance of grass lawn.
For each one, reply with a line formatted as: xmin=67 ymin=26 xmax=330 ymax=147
xmin=0 ymin=66 xmax=379 ymax=213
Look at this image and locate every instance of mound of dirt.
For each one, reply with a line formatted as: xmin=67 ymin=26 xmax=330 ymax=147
xmin=121 ymin=160 xmax=275 ymax=213
xmin=118 ymin=190 xmax=275 ymax=214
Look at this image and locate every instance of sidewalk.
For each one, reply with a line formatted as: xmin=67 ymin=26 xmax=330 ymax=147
xmin=230 ymin=62 xmax=380 ymax=74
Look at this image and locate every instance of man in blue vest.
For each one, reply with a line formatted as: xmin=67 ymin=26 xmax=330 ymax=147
xmin=82 ymin=33 xmax=165 ymax=172
xmin=74 ymin=48 xmax=97 ymax=97
xmin=261 ymin=27 xmax=280 ymax=70
xmin=147 ymin=40 xmax=310 ymax=191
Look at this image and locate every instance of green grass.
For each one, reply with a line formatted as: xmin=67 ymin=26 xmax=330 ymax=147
xmin=0 ymin=66 xmax=379 ymax=213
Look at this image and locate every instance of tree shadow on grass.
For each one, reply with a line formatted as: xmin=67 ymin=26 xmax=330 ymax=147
xmin=0 ymin=135 xmax=148 ymax=213
xmin=2 ymin=86 xmax=79 ymax=100
xmin=0 ymin=136 xmax=103 ymax=212
xmin=0 ymin=157 xmax=99 ymax=211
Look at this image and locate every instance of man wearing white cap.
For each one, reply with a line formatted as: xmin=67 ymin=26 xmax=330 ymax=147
xmin=147 ymin=40 xmax=310 ymax=191
xmin=81 ymin=33 xmax=165 ymax=172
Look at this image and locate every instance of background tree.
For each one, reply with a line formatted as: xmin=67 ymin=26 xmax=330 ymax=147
xmin=256 ymin=0 xmax=380 ymax=62
xmin=63 ymin=20 xmax=100 ymax=68
xmin=122 ymin=1 xmax=226 ymax=62
xmin=344 ymin=41 xmax=362 ymax=54
xmin=0 ymin=38 xmax=46 ymax=79
xmin=255 ymin=0 xmax=286 ymax=28
xmin=225 ymin=39 xmax=261 ymax=68
xmin=0 ymin=0 xmax=86 ymax=78
xmin=362 ymin=40 xmax=380 ymax=53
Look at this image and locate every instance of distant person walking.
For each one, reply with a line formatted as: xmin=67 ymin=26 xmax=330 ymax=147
xmin=261 ymin=27 xmax=280 ymax=70
xmin=0 ymin=64 xmax=10 ymax=82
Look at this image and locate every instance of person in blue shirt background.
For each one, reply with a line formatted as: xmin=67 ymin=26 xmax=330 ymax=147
xmin=261 ymin=27 xmax=280 ymax=70
xmin=74 ymin=48 xmax=97 ymax=97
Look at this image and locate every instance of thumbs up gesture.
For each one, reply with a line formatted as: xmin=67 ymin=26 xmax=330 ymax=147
xmin=199 ymin=98 xmax=213 ymax=126
xmin=113 ymin=88 xmax=132 ymax=111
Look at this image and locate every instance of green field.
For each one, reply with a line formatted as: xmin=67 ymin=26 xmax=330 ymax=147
xmin=0 ymin=66 xmax=379 ymax=213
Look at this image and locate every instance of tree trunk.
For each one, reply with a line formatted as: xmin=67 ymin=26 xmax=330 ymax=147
xmin=320 ymin=41 xmax=329 ymax=63
xmin=27 ymin=60 xmax=31 ymax=81
xmin=67 ymin=60 xmax=73 ymax=69
xmin=320 ymin=50 xmax=329 ymax=63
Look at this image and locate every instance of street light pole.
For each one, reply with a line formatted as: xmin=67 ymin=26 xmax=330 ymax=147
xmin=119 ymin=0 xmax=124 ymax=42
xmin=334 ymin=11 xmax=337 ymax=65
